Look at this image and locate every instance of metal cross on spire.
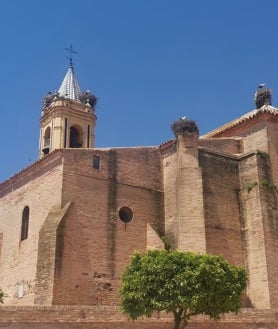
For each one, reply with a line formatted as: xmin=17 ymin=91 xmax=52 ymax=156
xmin=65 ymin=44 xmax=78 ymax=67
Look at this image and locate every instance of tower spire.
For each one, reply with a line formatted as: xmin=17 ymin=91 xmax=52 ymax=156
xmin=58 ymin=45 xmax=82 ymax=101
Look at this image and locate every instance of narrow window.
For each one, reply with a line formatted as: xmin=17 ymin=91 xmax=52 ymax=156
xmin=64 ymin=118 xmax=68 ymax=148
xmin=93 ymin=155 xmax=100 ymax=169
xmin=87 ymin=125 xmax=90 ymax=148
xmin=21 ymin=206 xmax=29 ymax=241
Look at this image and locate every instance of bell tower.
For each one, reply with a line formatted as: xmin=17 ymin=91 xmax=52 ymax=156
xmin=39 ymin=48 xmax=97 ymax=158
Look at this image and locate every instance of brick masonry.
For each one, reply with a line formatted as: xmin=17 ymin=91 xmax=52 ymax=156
xmin=52 ymin=147 xmax=164 ymax=305
xmin=0 ymin=152 xmax=63 ymax=305
xmin=1 ymin=110 xmax=278 ymax=328
xmin=0 ymin=306 xmax=277 ymax=329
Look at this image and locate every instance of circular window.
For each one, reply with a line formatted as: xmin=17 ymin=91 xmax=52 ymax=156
xmin=119 ymin=207 xmax=133 ymax=223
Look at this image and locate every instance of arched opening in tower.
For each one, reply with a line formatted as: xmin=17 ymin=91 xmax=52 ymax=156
xmin=70 ymin=126 xmax=83 ymax=148
xmin=42 ymin=126 xmax=51 ymax=154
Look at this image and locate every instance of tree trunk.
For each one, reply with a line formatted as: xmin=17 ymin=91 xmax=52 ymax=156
xmin=173 ymin=312 xmax=188 ymax=329
xmin=173 ymin=315 xmax=182 ymax=329
xmin=173 ymin=311 xmax=188 ymax=329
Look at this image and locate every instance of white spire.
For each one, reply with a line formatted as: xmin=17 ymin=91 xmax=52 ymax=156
xmin=58 ymin=63 xmax=82 ymax=101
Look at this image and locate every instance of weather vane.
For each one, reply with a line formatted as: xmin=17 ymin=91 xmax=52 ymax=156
xmin=65 ymin=44 xmax=78 ymax=67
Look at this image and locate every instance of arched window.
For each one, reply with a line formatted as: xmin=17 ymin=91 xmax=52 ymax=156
xmin=21 ymin=206 xmax=29 ymax=241
xmin=42 ymin=127 xmax=51 ymax=155
xmin=70 ymin=126 xmax=83 ymax=148
xmin=44 ymin=127 xmax=51 ymax=147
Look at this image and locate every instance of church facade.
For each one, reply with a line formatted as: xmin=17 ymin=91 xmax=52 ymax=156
xmin=0 ymin=62 xmax=278 ymax=328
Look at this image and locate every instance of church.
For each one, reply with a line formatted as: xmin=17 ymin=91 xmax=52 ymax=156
xmin=0 ymin=57 xmax=277 ymax=328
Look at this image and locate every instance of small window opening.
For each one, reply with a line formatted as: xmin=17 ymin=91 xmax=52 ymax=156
xmin=119 ymin=207 xmax=133 ymax=223
xmin=93 ymin=155 xmax=100 ymax=169
xmin=21 ymin=206 xmax=29 ymax=241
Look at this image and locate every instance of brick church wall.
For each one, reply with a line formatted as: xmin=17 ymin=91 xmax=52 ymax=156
xmin=220 ymin=118 xmax=278 ymax=308
xmin=199 ymin=150 xmax=244 ymax=266
xmin=52 ymin=147 xmax=164 ymax=305
xmin=267 ymin=118 xmax=278 ymax=186
xmin=264 ymin=120 xmax=278 ymax=307
xmin=238 ymin=153 xmax=270 ymax=308
xmin=1 ymin=109 xmax=278 ymax=328
xmin=202 ymin=115 xmax=278 ymax=308
xmin=211 ymin=112 xmax=271 ymax=139
xmin=0 ymin=152 xmax=63 ymax=305
xmin=243 ymin=127 xmax=268 ymax=153
xmin=34 ymin=202 xmax=71 ymax=305
xmin=199 ymin=137 xmax=243 ymax=155
xmin=163 ymin=133 xmax=206 ymax=252
xmin=257 ymin=159 xmax=278 ymax=308
xmin=163 ymin=150 xmax=178 ymax=249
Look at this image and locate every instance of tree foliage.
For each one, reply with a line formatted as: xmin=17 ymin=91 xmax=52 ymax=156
xmin=120 ymin=250 xmax=247 ymax=329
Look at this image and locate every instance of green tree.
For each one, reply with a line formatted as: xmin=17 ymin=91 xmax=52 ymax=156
xmin=120 ymin=250 xmax=247 ymax=329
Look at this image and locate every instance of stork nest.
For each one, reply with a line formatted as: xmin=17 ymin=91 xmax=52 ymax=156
xmin=255 ymin=88 xmax=272 ymax=109
xmin=171 ymin=118 xmax=199 ymax=137
xmin=79 ymin=90 xmax=97 ymax=107
xmin=42 ymin=90 xmax=97 ymax=109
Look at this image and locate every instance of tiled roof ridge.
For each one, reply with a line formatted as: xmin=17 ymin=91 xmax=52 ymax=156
xmin=202 ymin=105 xmax=278 ymax=138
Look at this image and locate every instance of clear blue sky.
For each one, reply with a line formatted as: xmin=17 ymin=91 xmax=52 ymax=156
xmin=1 ymin=0 xmax=278 ymax=182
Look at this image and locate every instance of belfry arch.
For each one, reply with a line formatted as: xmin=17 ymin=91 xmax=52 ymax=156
xmin=69 ymin=125 xmax=83 ymax=148
xmin=42 ymin=126 xmax=51 ymax=155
